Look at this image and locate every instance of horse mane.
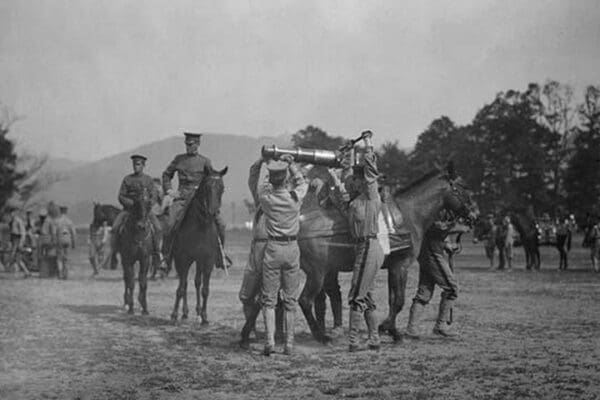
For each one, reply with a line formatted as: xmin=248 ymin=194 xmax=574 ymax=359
xmin=394 ymin=168 xmax=442 ymax=197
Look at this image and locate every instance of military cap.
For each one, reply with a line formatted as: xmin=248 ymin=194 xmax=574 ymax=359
xmin=130 ymin=154 xmax=147 ymax=162
xmin=59 ymin=206 xmax=68 ymax=212
xmin=184 ymin=132 xmax=202 ymax=143
xmin=266 ymin=160 xmax=289 ymax=177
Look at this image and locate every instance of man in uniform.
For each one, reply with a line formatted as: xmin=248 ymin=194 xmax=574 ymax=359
xmin=406 ymin=210 xmax=467 ymax=338
xmin=161 ymin=132 xmax=228 ymax=267
xmin=7 ymin=205 xmax=30 ymax=277
xmin=55 ymin=206 xmax=76 ymax=279
xmin=257 ymin=154 xmax=308 ymax=356
xmin=238 ymin=158 xmax=269 ymax=349
xmin=111 ymin=155 xmax=162 ymax=264
xmin=340 ymin=131 xmax=384 ymax=352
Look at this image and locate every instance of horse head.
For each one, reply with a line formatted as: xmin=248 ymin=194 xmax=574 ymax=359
xmin=131 ymin=188 xmax=152 ymax=232
xmin=196 ymin=166 xmax=228 ymax=216
xmin=440 ymin=161 xmax=479 ymax=225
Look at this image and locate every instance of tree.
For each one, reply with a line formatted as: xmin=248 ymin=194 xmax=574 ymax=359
xmin=565 ymin=85 xmax=600 ymax=218
xmin=408 ymin=116 xmax=459 ymax=180
xmin=461 ymin=89 xmax=559 ymax=213
xmin=291 ymin=125 xmax=346 ymax=150
xmin=0 ymin=104 xmax=24 ymax=211
xmin=377 ymin=141 xmax=410 ymax=189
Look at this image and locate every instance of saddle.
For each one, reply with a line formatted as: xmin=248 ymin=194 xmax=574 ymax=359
xmin=298 ymin=198 xmax=412 ymax=253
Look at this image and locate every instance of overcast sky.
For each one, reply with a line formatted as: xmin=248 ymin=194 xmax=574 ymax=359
xmin=1 ymin=0 xmax=599 ymax=161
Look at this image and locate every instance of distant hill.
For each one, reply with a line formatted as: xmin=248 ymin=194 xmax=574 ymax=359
xmin=37 ymin=133 xmax=292 ymax=225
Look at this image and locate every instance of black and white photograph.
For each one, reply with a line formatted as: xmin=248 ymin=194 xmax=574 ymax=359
xmin=1 ymin=1 xmax=599 ymax=399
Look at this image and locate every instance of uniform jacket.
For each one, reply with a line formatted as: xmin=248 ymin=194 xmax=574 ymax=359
xmin=347 ymin=150 xmax=381 ymax=239
xmin=118 ymin=173 xmax=158 ymax=210
xmin=162 ymin=153 xmax=213 ymax=198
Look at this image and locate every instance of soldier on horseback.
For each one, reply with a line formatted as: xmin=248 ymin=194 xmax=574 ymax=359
xmin=111 ymin=155 xmax=163 ymax=265
xmin=161 ymin=132 xmax=229 ymax=267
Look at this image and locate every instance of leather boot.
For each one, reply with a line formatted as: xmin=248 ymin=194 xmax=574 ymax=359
xmin=262 ymin=308 xmax=276 ymax=356
xmin=348 ymin=309 xmax=363 ymax=352
xmin=406 ymin=301 xmax=426 ymax=339
xmin=433 ymin=294 xmax=458 ymax=337
xmin=283 ymin=309 xmax=295 ymax=355
xmin=364 ymin=309 xmax=380 ymax=350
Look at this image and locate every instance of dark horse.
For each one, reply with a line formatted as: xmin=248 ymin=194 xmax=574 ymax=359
xmin=296 ymin=163 xmax=478 ymax=343
xmin=510 ymin=211 xmax=541 ymax=270
xmin=91 ymin=203 xmax=121 ymax=270
xmin=170 ymin=166 xmax=228 ymax=324
xmin=116 ymin=190 xmax=154 ymax=314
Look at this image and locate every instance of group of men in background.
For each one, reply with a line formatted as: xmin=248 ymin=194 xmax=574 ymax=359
xmin=1 ymin=203 xmax=76 ymax=278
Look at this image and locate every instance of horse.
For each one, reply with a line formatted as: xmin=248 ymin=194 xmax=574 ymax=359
xmin=116 ymin=190 xmax=154 ymax=315
xmin=90 ymin=203 xmax=121 ymax=270
xmin=170 ymin=166 xmax=228 ymax=324
xmin=301 ymin=163 xmax=477 ymax=343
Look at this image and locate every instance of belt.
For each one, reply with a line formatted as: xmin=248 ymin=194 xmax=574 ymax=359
xmin=268 ymin=235 xmax=297 ymax=242
xmin=355 ymin=235 xmax=377 ymax=243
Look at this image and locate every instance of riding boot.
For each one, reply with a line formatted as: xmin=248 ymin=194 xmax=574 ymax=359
xmin=364 ymin=309 xmax=380 ymax=350
xmin=433 ymin=294 xmax=458 ymax=337
xmin=283 ymin=309 xmax=295 ymax=355
xmin=406 ymin=300 xmax=426 ymax=339
xmin=262 ymin=307 xmax=276 ymax=356
xmin=348 ymin=309 xmax=363 ymax=352
xmin=329 ymin=290 xmax=343 ymax=331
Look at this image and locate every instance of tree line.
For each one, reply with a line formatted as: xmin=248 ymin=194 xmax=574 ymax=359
xmin=292 ymin=81 xmax=600 ymax=221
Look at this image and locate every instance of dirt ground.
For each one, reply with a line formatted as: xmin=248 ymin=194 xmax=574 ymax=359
xmin=1 ymin=231 xmax=599 ymax=400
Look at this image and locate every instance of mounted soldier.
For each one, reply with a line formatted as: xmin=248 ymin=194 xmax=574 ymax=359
xmin=111 ymin=155 xmax=163 ymax=267
xmin=161 ymin=132 xmax=229 ymax=268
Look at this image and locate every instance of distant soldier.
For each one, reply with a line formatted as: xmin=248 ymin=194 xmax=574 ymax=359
xmin=502 ymin=215 xmax=515 ymax=270
xmin=257 ymin=154 xmax=308 ymax=356
xmin=406 ymin=210 xmax=467 ymax=338
xmin=7 ymin=205 xmax=30 ymax=277
xmin=162 ymin=132 xmax=229 ymax=267
xmin=556 ymin=217 xmax=571 ymax=270
xmin=111 ymin=155 xmax=162 ymax=264
xmin=481 ymin=213 xmax=497 ymax=269
xmin=55 ymin=206 xmax=76 ymax=279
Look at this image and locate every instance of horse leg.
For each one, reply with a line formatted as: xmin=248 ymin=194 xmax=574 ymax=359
xmin=379 ymin=255 xmax=410 ymax=342
xmin=196 ymin=261 xmax=212 ymax=325
xmin=138 ymin=256 xmax=149 ymax=315
xmin=123 ymin=262 xmax=135 ymax=314
xmin=298 ymin=267 xmax=329 ymax=343
xmin=171 ymin=256 xmax=191 ymax=321
xmin=324 ymin=271 xmax=343 ymax=331
xmin=314 ymin=289 xmax=327 ymax=333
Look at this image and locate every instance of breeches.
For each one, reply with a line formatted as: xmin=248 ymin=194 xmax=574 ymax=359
xmin=414 ymin=252 xmax=458 ymax=304
xmin=261 ymin=241 xmax=301 ymax=311
xmin=484 ymin=240 xmax=495 ymax=259
xmin=348 ymin=238 xmax=384 ymax=312
xmin=239 ymin=240 xmax=267 ymax=304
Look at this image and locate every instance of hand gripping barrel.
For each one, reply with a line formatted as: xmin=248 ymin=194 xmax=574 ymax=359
xmin=261 ymin=145 xmax=343 ymax=168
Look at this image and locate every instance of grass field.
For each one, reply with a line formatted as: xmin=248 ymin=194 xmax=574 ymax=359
xmin=1 ymin=230 xmax=599 ymax=399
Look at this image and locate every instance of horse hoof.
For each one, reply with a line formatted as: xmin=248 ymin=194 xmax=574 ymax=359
xmin=142 ymin=310 xmax=149 ymax=316
xmin=127 ymin=309 xmax=134 ymax=315
xmin=319 ymin=335 xmax=332 ymax=344
xmin=201 ymin=320 xmax=209 ymax=326
xmin=181 ymin=314 xmax=188 ymax=320
xmin=170 ymin=314 xmax=178 ymax=322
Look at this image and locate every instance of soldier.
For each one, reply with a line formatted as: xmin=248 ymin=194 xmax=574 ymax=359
xmin=257 ymin=154 xmax=308 ymax=356
xmin=162 ymin=132 xmax=229 ymax=267
xmin=238 ymin=158 xmax=269 ymax=349
xmin=340 ymin=131 xmax=384 ymax=352
xmin=589 ymin=217 xmax=600 ymax=272
xmin=7 ymin=205 xmax=30 ymax=277
xmin=502 ymin=215 xmax=515 ymax=270
xmin=111 ymin=155 xmax=162 ymax=264
xmin=406 ymin=210 xmax=467 ymax=339
xmin=55 ymin=206 xmax=76 ymax=279
xmin=481 ymin=213 xmax=497 ymax=269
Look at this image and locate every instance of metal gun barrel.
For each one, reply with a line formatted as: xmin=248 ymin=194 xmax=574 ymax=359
xmin=261 ymin=145 xmax=342 ymax=167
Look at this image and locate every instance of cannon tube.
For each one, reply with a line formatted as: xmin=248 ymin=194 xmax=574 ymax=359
xmin=261 ymin=145 xmax=342 ymax=168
